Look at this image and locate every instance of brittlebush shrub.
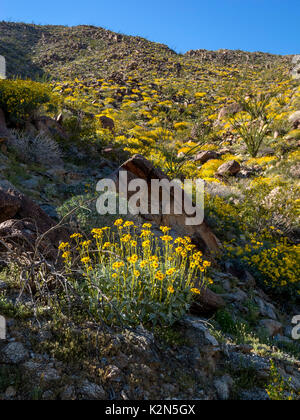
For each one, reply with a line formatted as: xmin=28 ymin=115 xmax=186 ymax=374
xmin=0 ymin=79 xmax=53 ymax=124
xmin=225 ymin=232 xmax=300 ymax=299
xmin=266 ymin=360 xmax=296 ymax=401
xmin=59 ymin=222 xmax=212 ymax=326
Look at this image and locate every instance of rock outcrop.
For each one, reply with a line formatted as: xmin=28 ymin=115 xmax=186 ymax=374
xmin=0 ymin=181 xmax=68 ymax=258
xmin=33 ymin=116 xmax=69 ymax=140
xmin=112 ymin=154 xmax=221 ymax=255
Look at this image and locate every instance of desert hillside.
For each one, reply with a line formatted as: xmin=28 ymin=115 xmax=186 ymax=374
xmin=0 ymin=22 xmax=299 ymax=401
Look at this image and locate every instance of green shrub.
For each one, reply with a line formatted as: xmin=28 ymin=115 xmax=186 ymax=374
xmin=59 ymin=223 xmax=211 ymax=326
xmin=266 ymin=360 xmax=296 ymax=400
xmin=0 ymin=79 xmax=52 ymax=124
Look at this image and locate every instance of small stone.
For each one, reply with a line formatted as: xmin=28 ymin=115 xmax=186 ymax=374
xmin=39 ymin=204 xmax=58 ymax=220
xmin=194 ymin=150 xmax=219 ymax=163
xmin=214 ymin=375 xmax=233 ymax=400
xmin=80 ymin=380 xmax=106 ymax=400
xmin=105 ymin=365 xmax=122 ymax=382
xmin=60 ymin=385 xmax=76 ymax=400
xmin=5 ymin=386 xmax=16 ymax=398
xmin=0 ymin=280 xmax=8 ymax=290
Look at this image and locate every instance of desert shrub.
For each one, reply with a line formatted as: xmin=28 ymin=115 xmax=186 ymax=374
xmin=238 ymin=177 xmax=299 ymax=235
xmin=225 ymin=233 xmax=300 ymax=299
xmin=59 ymin=223 xmax=211 ymax=326
xmin=8 ymin=130 xmax=62 ymax=167
xmin=205 ymin=193 xmax=243 ymax=239
xmin=57 ymin=193 xmax=134 ymax=233
xmin=156 ymin=141 xmax=204 ymax=178
xmin=235 ymin=93 xmax=275 ymax=120
xmin=214 ymin=309 xmax=236 ymax=334
xmin=231 ymin=115 xmax=270 ymax=157
xmin=266 ymin=360 xmax=296 ymax=400
xmin=62 ymin=114 xmax=97 ymax=144
xmin=0 ymin=79 xmax=53 ymax=124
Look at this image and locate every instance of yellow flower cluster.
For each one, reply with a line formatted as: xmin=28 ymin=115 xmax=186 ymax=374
xmin=59 ymin=220 xmax=212 ymax=325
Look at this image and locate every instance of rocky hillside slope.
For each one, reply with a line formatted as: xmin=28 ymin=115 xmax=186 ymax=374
xmin=0 ymin=22 xmax=299 ymax=401
xmin=0 ymin=21 xmax=291 ymax=81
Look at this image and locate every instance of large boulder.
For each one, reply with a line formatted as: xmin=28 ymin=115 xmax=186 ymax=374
xmin=111 ymin=154 xmax=221 ymax=255
xmin=259 ymin=319 xmax=283 ymax=337
xmin=0 ymin=189 xmax=21 ymax=223
xmin=190 ymin=285 xmax=225 ymax=316
xmin=216 ymin=160 xmax=241 ymax=177
xmin=33 ymin=116 xmax=69 ymax=141
xmin=194 ymin=150 xmax=219 ymax=164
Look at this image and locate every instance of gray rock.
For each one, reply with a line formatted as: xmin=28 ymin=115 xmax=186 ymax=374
xmin=258 ymin=319 xmax=283 ymax=337
xmin=255 ymin=297 xmax=277 ymax=320
xmin=21 ymin=177 xmax=40 ymax=189
xmin=2 ymin=342 xmax=29 ymax=364
xmin=284 ymin=325 xmax=294 ymax=339
xmin=239 ymin=388 xmax=269 ymax=400
xmin=0 ymin=281 xmax=8 ymax=290
xmin=23 ymin=361 xmax=61 ymax=385
xmin=60 ymin=385 xmax=76 ymax=400
xmin=5 ymin=386 xmax=16 ymax=398
xmin=222 ymin=288 xmax=248 ymax=303
xmin=182 ymin=316 xmax=220 ymax=347
xmin=39 ymin=204 xmax=58 ymax=220
xmin=229 ymin=351 xmax=270 ymax=375
xmin=273 ymin=335 xmax=293 ymax=344
xmin=79 ymin=380 xmax=106 ymax=400
xmin=46 ymin=167 xmax=66 ymax=179
xmin=289 ymin=372 xmax=300 ymax=392
xmin=214 ymin=375 xmax=233 ymax=400
xmin=0 ymin=180 xmax=17 ymax=192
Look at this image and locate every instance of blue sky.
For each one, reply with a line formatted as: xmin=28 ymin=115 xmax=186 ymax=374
xmin=1 ymin=0 xmax=299 ymax=54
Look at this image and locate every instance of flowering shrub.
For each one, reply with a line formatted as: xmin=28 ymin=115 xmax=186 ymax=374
xmin=266 ymin=360 xmax=296 ymax=400
xmin=205 ymin=193 xmax=243 ymax=239
xmin=59 ymin=222 xmax=211 ymax=326
xmin=0 ymin=79 xmax=53 ymax=124
xmin=225 ymin=232 xmax=300 ymax=298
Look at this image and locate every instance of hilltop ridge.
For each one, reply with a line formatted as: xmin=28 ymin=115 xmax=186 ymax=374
xmin=0 ymin=21 xmax=291 ymax=80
